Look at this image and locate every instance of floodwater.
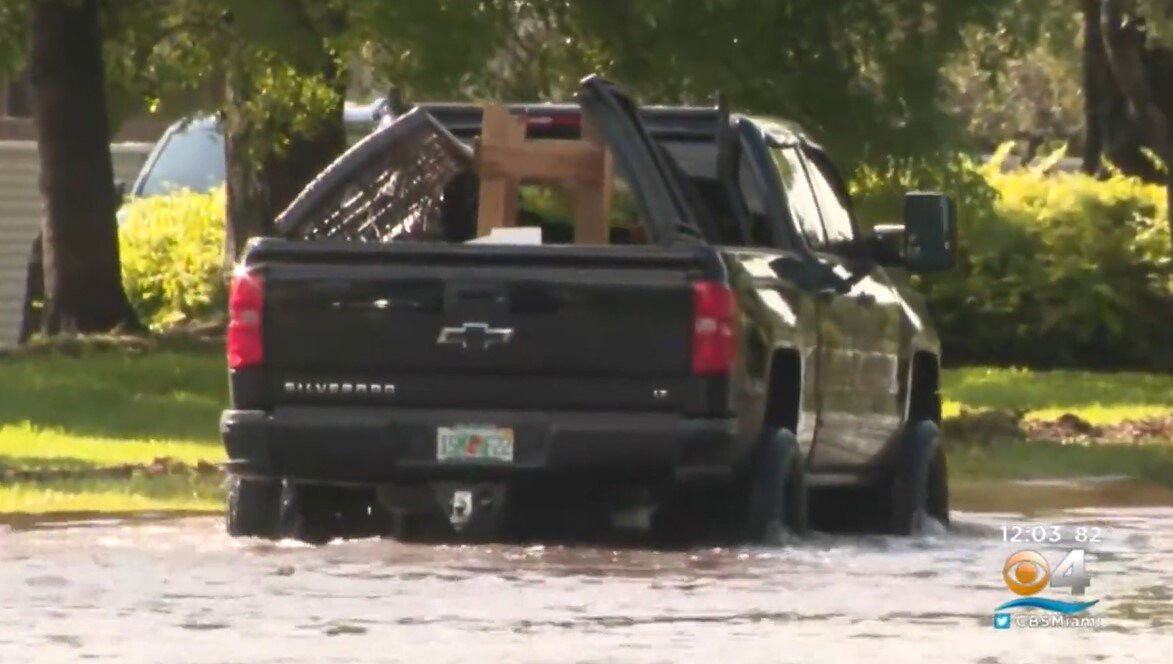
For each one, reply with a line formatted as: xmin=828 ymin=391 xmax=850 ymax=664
xmin=1 ymin=479 xmax=1171 ymax=663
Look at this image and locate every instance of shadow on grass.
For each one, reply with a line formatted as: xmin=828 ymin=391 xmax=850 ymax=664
xmin=0 ymin=345 xmax=227 ymax=444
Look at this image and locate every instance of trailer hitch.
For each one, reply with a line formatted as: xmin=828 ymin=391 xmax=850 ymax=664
xmin=433 ymin=483 xmax=507 ymax=536
xmin=448 ymin=489 xmax=474 ymax=529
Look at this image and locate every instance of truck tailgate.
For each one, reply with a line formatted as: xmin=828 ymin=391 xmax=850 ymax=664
xmin=251 ymin=241 xmax=723 ymax=411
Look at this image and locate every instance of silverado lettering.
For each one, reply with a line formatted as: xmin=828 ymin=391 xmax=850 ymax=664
xmin=282 ymin=381 xmax=396 ymax=397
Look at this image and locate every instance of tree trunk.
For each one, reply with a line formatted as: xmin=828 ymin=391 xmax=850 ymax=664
xmin=27 ymin=0 xmax=140 ymax=334
xmin=1082 ymin=0 xmax=1107 ymax=174
xmin=222 ymin=49 xmax=346 ymax=270
xmin=1101 ymin=0 xmax=1173 ymax=241
xmin=222 ymin=57 xmax=266 ymax=272
xmin=1080 ymin=0 xmax=1165 ymax=181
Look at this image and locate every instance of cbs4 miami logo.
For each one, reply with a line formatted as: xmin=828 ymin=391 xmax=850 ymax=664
xmin=992 ymin=549 xmax=1098 ymax=629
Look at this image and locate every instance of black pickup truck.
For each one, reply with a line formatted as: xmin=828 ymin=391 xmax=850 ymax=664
xmin=220 ymin=77 xmax=956 ymax=543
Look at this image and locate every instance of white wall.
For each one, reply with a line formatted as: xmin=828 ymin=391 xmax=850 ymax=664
xmin=0 ymin=141 xmax=151 ymax=348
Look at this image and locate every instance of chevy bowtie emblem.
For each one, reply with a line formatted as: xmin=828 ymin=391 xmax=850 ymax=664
xmin=437 ymin=322 xmax=514 ymax=350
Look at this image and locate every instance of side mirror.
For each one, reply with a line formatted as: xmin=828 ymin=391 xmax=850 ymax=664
xmin=902 ymin=192 xmax=956 ymax=272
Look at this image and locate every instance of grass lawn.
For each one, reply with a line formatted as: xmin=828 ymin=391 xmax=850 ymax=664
xmin=0 ymin=340 xmax=226 ymax=513
xmin=0 ymin=474 xmax=223 ymax=513
xmin=0 ymin=341 xmax=224 ymax=462
xmin=941 ymin=366 xmax=1173 ymax=423
xmin=0 ymin=342 xmax=1170 ymax=514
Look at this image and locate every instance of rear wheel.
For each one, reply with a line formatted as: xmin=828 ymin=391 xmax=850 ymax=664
xmin=650 ymin=430 xmax=808 ymax=546
xmin=743 ymin=428 xmax=808 ymax=542
xmin=226 ymin=475 xmax=281 ymax=539
xmin=278 ymin=482 xmax=386 ymax=544
xmin=812 ymin=420 xmax=949 ymax=536
xmin=889 ymin=421 xmax=949 ymax=535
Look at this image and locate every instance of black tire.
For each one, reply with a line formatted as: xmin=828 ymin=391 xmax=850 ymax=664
xmin=274 ymin=483 xmax=387 ymax=544
xmin=744 ymin=428 xmax=809 ymax=542
xmin=889 ymin=420 xmax=950 ymax=535
xmin=809 ymin=421 xmax=950 ymax=536
xmin=278 ymin=482 xmax=344 ymax=545
xmin=226 ymin=475 xmax=281 ymax=539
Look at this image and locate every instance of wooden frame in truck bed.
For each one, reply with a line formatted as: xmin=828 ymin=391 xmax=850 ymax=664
xmin=474 ymin=105 xmax=613 ymax=244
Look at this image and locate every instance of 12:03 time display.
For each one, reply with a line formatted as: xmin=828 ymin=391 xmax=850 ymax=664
xmin=1001 ymin=524 xmax=1103 ymax=543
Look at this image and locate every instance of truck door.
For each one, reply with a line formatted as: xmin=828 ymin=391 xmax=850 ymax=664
xmin=766 ymin=145 xmax=851 ymax=469
xmin=798 ymin=147 xmax=903 ymax=467
xmin=764 ymin=143 xmax=902 ymax=469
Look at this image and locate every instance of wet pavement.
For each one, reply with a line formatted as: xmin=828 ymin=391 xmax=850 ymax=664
xmin=1 ymin=479 xmax=1171 ymax=663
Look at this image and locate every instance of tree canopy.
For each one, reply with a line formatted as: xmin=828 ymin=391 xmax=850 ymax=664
xmin=5 ymin=0 xmax=1038 ymax=168
xmin=3 ymin=0 xmax=1169 ymax=336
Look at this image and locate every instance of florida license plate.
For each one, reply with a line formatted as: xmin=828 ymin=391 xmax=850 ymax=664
xmin=436 ymin=426 xmax=514 ymax=462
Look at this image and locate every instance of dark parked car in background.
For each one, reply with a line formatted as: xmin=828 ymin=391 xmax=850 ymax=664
xmin=119 ymin=102 xmax=387 ymax=204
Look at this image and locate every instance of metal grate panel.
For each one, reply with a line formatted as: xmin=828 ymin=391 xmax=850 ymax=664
xmin=278 ymin=110 xmax=473 ymax=243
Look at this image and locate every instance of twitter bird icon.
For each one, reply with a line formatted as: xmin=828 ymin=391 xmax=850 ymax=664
xmin=993 ymin=613 xmax=1012 ymax=629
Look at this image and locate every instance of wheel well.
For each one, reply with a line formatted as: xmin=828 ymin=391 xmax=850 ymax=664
xmin=764 ymin=349 xmax=802 ymax=433
xmin=908 ymin=352 xmax=941 ymax=423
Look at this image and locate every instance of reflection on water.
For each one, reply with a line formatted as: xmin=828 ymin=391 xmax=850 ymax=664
xmin=0 ymin=478 xmax=1170 ymax=663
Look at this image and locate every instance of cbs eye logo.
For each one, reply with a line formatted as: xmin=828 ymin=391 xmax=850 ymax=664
xmin=1003 ymin=550 xmax=1050 ymax=595
xmin=1002 ymin=549 xmax=1090 ymax=596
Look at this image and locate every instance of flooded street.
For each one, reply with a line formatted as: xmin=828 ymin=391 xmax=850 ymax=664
xmin=1 ymin=480 xmax=1171 ymax=663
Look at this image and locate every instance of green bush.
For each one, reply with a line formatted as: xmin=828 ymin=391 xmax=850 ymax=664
xmin=119 ymin=188 xmax=226 ymax=330
xmin=853 ymin=151 xmax=1172 ymax=370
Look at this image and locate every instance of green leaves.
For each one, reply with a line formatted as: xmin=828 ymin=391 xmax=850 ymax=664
xmin=350 ymin=0 xmax=501 ymax=98
xmin=943 ymin=0 xmax=1084 ymax=154
xmin=100 ymin=0 xmax=225 ymax=127
xmin=556 ymin=0 xmax=1013 ymax=166
xmin=86 ymin=0 xmax=1037 ymax=171
xmin=119 ymin=187 xmax=227 ymax=330
xmin=854 ymin=156 xmax=1172 ymax=369
xmin=1136 ymin=0 xmax=1173 ymax=45
xmin=0 ymin=0 xmax=28 ymax=75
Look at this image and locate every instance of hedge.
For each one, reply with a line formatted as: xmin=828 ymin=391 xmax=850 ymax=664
xmin=854 ymin=149 xmax=1172 ymax=370
xmin=118 ymin=187 xmax=226 ymax=330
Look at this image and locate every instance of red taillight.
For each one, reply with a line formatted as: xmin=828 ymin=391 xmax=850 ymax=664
xmin=691 ymin=281 xmax=738 ymax=375
xmin=227 ymin=268 xmax=264 ymax=369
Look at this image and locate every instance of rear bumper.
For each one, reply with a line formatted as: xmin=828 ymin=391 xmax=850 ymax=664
xmin=221 ymin=406 xmax=741 ymax=485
